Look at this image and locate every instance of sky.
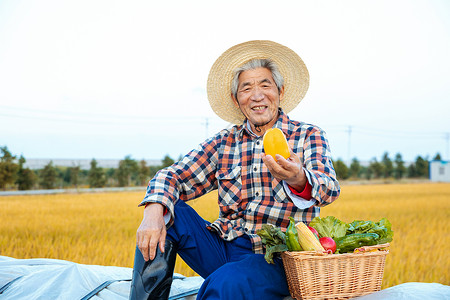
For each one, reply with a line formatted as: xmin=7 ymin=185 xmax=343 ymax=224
xmin=1 ymin=0 xmax=449 ymax=164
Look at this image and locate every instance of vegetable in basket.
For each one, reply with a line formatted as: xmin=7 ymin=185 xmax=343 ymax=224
xmin=308 ymin=226 xmax=319 ymax=239
xmin=309 ymin=216 xmax=348 ymax=240
xmin=256 ymin=224 xmax=288 ymax=264
xmin=347 ymin=218 xmax=394 ymax=245
xmin=319 ymin=237 xmax=336 ymax=253
xmin=285 ymin=217 xmax=303 ymax=251
xmin=335 ymin=233 xmax=379 ymax=253
xmin=295 ymin=221 xmax=325 ymax=251
xmin=310 ymin=216 xmax=393 ymax=253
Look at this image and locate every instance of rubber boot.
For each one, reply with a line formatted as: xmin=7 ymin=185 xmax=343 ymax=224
xmin=129 ymin=240 xmax=177 ymax=300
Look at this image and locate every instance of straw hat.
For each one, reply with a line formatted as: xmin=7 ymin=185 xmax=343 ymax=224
xmin=207 ymin=40 xmax=309 ymax=125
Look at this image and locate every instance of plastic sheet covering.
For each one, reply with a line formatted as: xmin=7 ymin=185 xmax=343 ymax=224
xmin=280 ymin=283 xmax=450 ymax=300
xmin=355 ymin=282 xmax=450 ymax=300
xmin=1 ymin=255 xmax=448 ymax=300
xmin=0 ymin=256 xmax=203 ymax=300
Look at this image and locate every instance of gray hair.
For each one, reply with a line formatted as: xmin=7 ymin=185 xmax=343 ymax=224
xmin=231 ymin=58 xmax=284 ymax=100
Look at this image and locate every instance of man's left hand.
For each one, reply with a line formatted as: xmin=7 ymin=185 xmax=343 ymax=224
xmin=261 ymin=148 xmax=307 ymax=191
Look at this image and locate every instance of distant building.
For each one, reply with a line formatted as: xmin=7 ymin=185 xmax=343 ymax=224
xmin=24 ymin=158 xmax=162 ymax=170
xmin=429 ymin=160 xmax=450 ymax=182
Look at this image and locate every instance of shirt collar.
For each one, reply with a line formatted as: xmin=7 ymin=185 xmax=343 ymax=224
xmin=238 ymin=108 xmax=292 ymax=139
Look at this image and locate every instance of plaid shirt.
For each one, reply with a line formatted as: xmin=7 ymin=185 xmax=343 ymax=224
xmin=140 ymin=110 xmax=340 ymax=254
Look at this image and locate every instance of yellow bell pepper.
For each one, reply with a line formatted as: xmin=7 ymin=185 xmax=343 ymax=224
xmin=263 ymin=128 xmax=290 ymax=161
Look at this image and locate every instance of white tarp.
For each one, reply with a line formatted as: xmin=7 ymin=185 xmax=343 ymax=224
xmin=0 ymin=256 xmax=203 ymax=300
xmin=0 ymin=255 xmax=448 ymax=300
xmin=356 ymin=282 xmax=450 ymax=300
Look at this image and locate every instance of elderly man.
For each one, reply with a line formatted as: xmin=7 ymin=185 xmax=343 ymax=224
xmin=130 ymin=40 xmax=340 ymax=300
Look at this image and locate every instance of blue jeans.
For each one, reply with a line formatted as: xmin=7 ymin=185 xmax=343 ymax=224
xmin=166 ymin=200 xmax=290 ymax=300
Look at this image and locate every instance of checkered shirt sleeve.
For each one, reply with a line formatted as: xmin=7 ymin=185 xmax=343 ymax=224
xmin=139 ymin=128 xmax=230 ymax=224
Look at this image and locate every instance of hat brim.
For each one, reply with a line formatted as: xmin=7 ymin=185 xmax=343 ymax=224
xmin=207 ymin=40 xmax=309 ymax=125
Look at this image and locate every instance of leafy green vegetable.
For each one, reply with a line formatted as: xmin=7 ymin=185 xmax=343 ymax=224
xmin=309 ymin=216 xmax=348 ymax=240
xmin=348 ymin=220 xmax=374 ymax=233
xmin=374 ymin=218 xmax=394 ymax=244
xmin=256 ymin=224 xmax=288 ymax=264
xmin=347 ymin=218 xmax=393 ymax=244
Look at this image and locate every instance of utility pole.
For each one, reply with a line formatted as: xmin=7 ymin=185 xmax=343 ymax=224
xmin=347 ymin=125 xmax=352 ymax=165
xmin=446 ymin=132 xmax=449 ymax=161
xmin=205 ymin=118 xmax=209 ymax=139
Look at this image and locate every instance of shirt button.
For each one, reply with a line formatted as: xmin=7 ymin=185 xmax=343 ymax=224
xmin=248 ymin=208 xmax=252 ymax=212
xmin=256 ymin=141 xmax=260 ymax=145
xmin=253 ymin=166 xmax=257 ymax=172
xmin=255 ymin=192 xmax=259 ymax=197
xmin=244 ymin=228 xmax=248 ymax=232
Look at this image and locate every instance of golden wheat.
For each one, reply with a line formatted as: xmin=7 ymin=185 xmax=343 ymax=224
xmin=0 ymin=183 xmax=449 ymax=288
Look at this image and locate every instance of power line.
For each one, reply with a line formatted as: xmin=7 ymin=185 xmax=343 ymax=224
xmin=0 ymin=105 xmax=222 ymax=123
xmin=353 ymin=129 xmax=443 ymax=140
xmin=352 ymin=125 xmax=439 ymax=135
xmin=0 ymin=111 xmax=225 ymax=126
xmin=328 ymin=127 xmax=445 ymax=140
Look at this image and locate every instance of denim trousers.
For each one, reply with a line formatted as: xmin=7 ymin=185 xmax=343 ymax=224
xmin=166 ymin=200 xmax=290 ymax=300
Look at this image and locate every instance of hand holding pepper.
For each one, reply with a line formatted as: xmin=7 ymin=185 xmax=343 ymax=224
xmin=262 ymin=148 xmax=307 ymax=191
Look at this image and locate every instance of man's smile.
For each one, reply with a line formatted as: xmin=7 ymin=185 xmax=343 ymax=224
xmin=252 ymin=105 xmax=268 ymax=111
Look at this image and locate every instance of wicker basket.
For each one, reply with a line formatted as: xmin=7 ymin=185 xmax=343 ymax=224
xmin=281 ymin=244 xmax=389 ymax=300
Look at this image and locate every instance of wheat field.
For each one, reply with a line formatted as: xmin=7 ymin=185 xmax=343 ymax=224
xmin=1 ymin=183 xmax=449 ymax=288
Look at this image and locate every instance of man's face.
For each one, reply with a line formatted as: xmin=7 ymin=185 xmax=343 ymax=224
xmin=232 ymin=67 xmax=284 ymax=135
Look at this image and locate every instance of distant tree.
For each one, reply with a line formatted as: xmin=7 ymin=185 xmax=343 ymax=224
xmin=333 ymin=158 xmax=349 ymax=180
xmin=0 ymin=146 xmax=19 ymax=190
xmin=105 ymin=168 xmax=116 ymax=186
xmin=360 ymin=166 xmax=371 ymax=180
xmin=149 ymin=165 xmax=160 ymax=178
xmin=161 ymin=155 xmax=175 ymax=169
xmin=433 ymin=153 xmax=442 ymax=161
xmin=368 ymin=158 xmax=384 ymax=179
xmin=138 ymin=159 xmax=150 ymax=186
xmin=39 ymin=161 xmax=58 ymax=189
xmin=63 ymin=167 xmax=71 ymax=185
xmin=407 ymin=163 xmax=417 ymax=178
xmin=69 ymin=166 xmax=81 ymax=188
xmin=88 ymin=159 xmax=106 ymax=188
xmin=381 ymin=152 xmax=394 ymax=178
xmin=16 ymin=155 xmax=35 ymax=190
xmin=49 ymin=166 xmax=62 ymax=188
xmin=415 ymin=155 xmax=428 ymax=178
xmin=349 ymin=158 xmax=361 ymax=178
xmin=106 ymin=168 xmax=116 ymax=177
xmin=117 ymin=155 xmax=138 ymax=186
xmin=79 ymin=169 xmax=89 ymax=186
xmin=393 ymin=153 xmax=406 ymax=179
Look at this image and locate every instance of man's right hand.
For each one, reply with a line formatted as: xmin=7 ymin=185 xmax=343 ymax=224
xmin=136 ymin=203 xmax=166 ymax=261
